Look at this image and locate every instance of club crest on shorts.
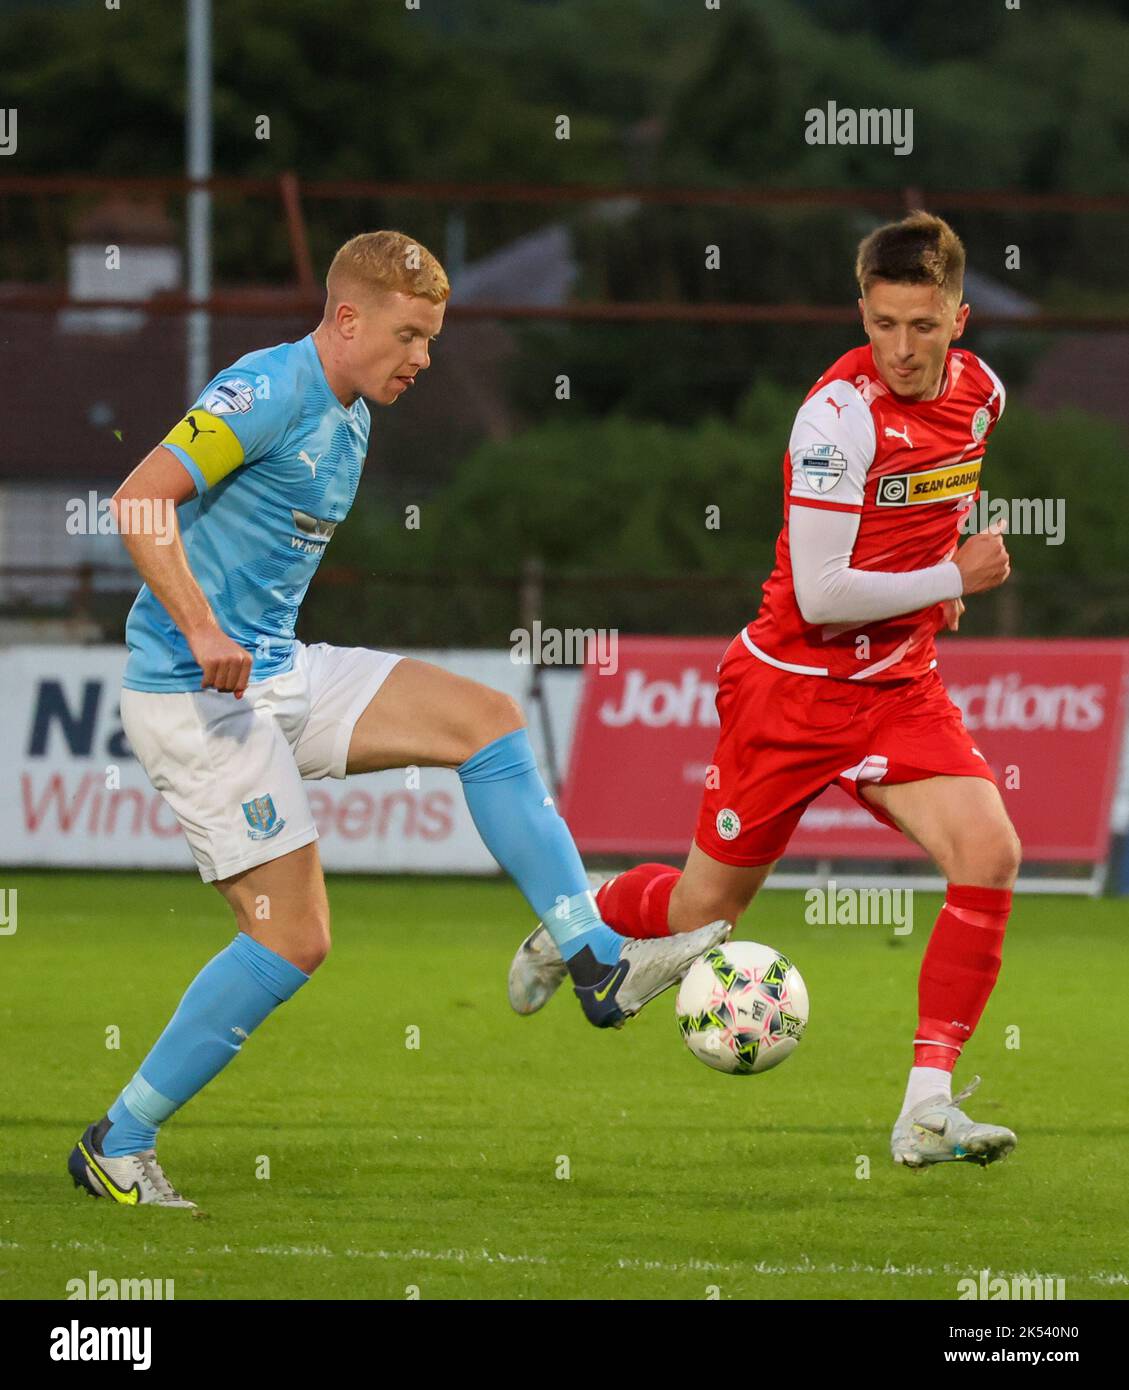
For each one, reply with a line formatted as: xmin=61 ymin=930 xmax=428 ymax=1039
xmin=716 ymin=808 xmax=741 ymax=841
xmin=242 ymin=793 xmax=286 ymax=841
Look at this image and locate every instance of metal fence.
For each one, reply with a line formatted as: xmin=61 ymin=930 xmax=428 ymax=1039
xmin=2 ymin=559 xmax=1126 ymax=653
xmin=3 ymin=172 xmax=1129 ymax=326
xmin=1 ymin=173 xmax=1127 ymax=646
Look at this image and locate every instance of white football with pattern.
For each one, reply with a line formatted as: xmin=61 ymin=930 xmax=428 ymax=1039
xmin=676 ymin=940 xmax=809 ymax=1075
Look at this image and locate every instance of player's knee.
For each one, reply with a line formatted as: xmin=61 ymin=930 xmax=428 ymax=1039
xmin=952 ymin=822 xmax=1022 ymax=888
xmin=291 ymin=922 xmax=331 ymax=974
xmin=491 ymin=689 xmax=525 ymax=737
xmin=282 ymin=904 xmax=332 ymax=974
xmin=466 ymin=688 xmax=525 ymax=757
xmin=996 ymin=825 xmax=1023 ymax=884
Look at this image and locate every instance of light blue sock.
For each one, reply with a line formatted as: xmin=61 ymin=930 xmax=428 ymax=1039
xmin=458 ymin=728 xmax=622 ymax=968
xmin=101 ymin=932 xmax=309 ymax=1157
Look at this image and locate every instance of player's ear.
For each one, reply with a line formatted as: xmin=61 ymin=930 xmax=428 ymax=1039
xmin=950 ymin=302 xmax=970 ymax=340
xmin=334 ymin=297 xmax=359 ymax=339
xmin=857 ymin=296 xmax=868 ymax=329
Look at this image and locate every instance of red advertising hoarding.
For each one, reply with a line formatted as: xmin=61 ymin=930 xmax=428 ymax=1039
xmin=560 ymin=637 xmax=1129 ymax=863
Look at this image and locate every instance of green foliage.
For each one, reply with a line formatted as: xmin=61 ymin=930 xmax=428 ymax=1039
xmin=3 ymin=0 xmax=627 ymax=184
xmin=337 ymin=388 xmax=1126 ymax=585
xmin=972 ymin=406 xmax=1129 ymax=584
xmin=1 ymin=0 xmax=628 ymax=282
xmin=308 ymin=391 xmax=1129 ymax=641
xmin=6 ymin=0 xmax=1128 ymax=303
xmin=5 ymin=0 xmax=1128 ymax=641
xmin=338 ymin=402 xmax=781 ymax=581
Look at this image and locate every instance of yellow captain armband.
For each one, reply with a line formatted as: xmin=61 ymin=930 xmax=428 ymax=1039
xmin=162 ymin=410 xmax=246 ymax=488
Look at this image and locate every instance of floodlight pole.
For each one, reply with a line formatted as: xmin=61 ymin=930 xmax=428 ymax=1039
xmin=185 ymin=0 xmax=212 ymax=402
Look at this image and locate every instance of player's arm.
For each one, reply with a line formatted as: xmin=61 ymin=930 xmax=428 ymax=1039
xmin=115 ymin=378 xmax=280 ymax=694
xmin=786 ymin=386 xmax=1008 ymax=625
xmin=940 ymin=359 xmax=1009 ymax=632
xmin=791 ymin=507 xmax=1010 ymax=625
xmin=112 ymin=443 xmax=252 ymax=697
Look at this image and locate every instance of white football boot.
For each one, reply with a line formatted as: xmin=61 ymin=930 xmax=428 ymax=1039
xmin=508 ymin=921 xmax=569 ymax=1015
xmin=69 ymin=1119 xmax=196 ymax=1207
xmin=508 ymin=870 xmax=616 ymax=1015
xmin=890 ymin=1075 xmax=1017 ymax=1170
xmin=591 ymin=918 xmax=733 ymax=1024
xmin=510 ymin=917 xmax=733 ymax=1027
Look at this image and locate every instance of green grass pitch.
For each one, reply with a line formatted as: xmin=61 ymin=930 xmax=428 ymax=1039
xmin=2 ymin=872 xmax=1126 ymax=1301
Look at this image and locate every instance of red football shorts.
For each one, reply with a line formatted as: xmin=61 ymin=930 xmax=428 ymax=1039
xmin=695 ymin=632 xmax=997 ymax=867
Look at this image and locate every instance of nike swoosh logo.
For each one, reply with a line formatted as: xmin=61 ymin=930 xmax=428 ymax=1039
xmin=79 ymin=1139 xmax=140 ymax=1205
xmin=593 ymin=964 xmax=625 ymax=1002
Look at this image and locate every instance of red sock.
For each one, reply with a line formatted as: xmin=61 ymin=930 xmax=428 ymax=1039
xmin=915 ymin=884 xmax=1012 ymax=1071
xmin=595 ymin=863 xmax=679 ymax=939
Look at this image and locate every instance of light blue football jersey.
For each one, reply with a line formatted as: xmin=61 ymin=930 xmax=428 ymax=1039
xmin=123 ymin=334 xmax=370 ymax=692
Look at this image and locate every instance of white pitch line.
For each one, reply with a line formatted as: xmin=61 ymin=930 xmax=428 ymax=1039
xmin=616 ymin=1256 xmax=1128 ymax=1284
xmin=243 ymin=1244 xmax=1124 ymax=1285
xmin=28 ymin=1238 xmax=1124 ymax=1288
xmin=249 ymin=1244 xmax=549 ymax=1267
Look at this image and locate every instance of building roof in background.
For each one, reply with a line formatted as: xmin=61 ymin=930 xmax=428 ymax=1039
xmin=73 ymin=198 xmax=177 ymax=245
xmin=0 ymin=307 xmax=514 ymax=488
xmin=451 ymin=224 xmax=578 ymax=308
xmin=1022 ymin=333 xmax=1129 ymax=433
xmin=1 ymin=217 xmax=1125 ymax=490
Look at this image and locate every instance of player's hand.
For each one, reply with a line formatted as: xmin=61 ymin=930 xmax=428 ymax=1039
xmin=942 ymin=597 xmax=965 ymax=631
xmin=954 ymin=519 xmax=1010 ymax=595
xmin=187 ymin=624 xmax=253 ymax=698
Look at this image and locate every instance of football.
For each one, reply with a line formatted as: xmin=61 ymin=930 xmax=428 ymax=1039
xmin=676 ymin=941 xmax=809 ymax=1075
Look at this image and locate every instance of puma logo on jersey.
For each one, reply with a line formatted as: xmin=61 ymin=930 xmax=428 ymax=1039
xmin=884 ymin=424 xmax=913 ymax=448
xmin=298 ymin=449 xmax=322 ymax=478
xmin=824 ymin=395 xmax=846 ymax=418
xmin=186 ymin=414 xmax=216 ymax=444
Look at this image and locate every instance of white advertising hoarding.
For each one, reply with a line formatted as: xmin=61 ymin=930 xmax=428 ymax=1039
xmin=0 ymin=645 xmax=581 ymax=873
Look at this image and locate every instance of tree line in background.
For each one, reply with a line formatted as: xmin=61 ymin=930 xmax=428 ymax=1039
xmin=5 ymin=0 xmax=1127 ymax=641
xmin=6 ymin=0 xmax=1129 ymax=292
xmin=302 ymin=388 xmax=1129 ymax=645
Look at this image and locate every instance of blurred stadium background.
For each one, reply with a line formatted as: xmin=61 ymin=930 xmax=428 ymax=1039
xmin=2 ymin=0 xmax=1129 ymax=888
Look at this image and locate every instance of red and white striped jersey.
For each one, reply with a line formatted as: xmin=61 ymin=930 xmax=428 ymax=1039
xmin=745 ymin=343 xmax=1005 ymax=683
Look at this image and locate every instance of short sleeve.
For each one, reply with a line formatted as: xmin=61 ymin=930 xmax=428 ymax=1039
xmin=161 ymin=369 xmax=289 ymax=494
xmin=787 ymin=381 xmax=876 ymax=513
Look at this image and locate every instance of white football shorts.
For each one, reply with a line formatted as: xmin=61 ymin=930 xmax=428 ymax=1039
xmin=120 ymin=640 xmax=403 ymax=883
